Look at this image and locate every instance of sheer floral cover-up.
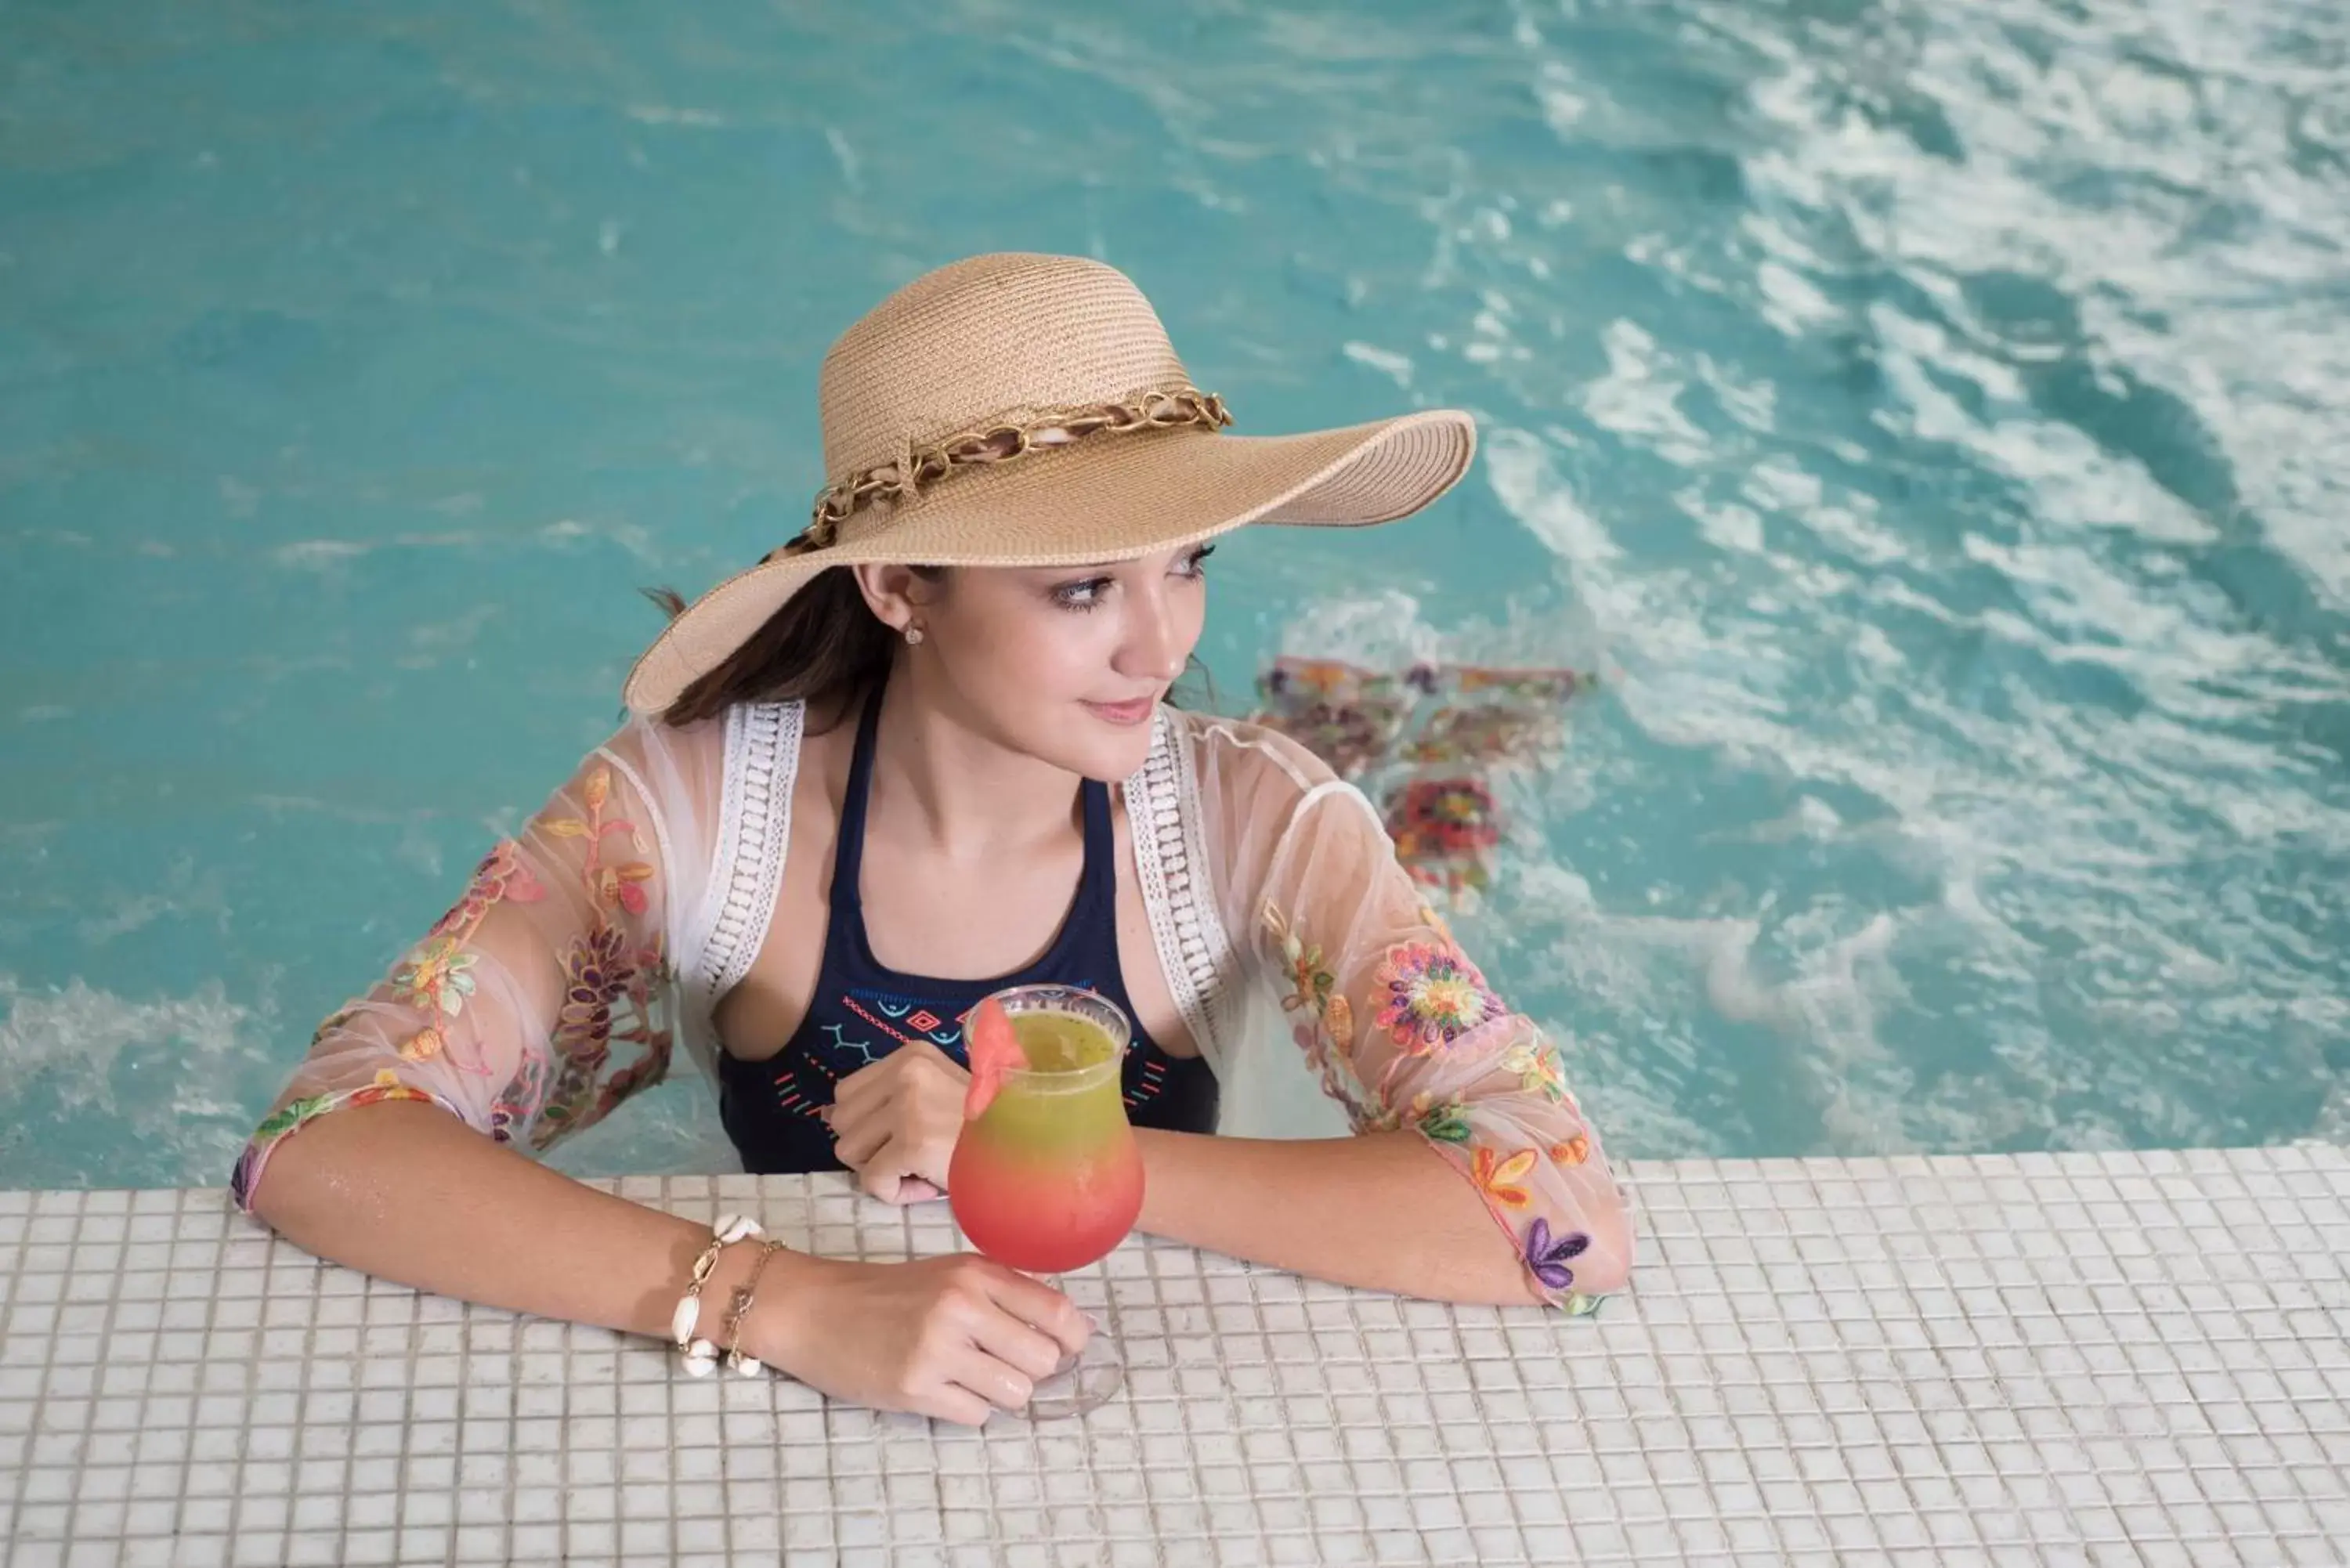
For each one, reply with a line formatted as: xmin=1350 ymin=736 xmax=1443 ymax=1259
xmin=233 ymin=703 xmax=1630 ymax=1308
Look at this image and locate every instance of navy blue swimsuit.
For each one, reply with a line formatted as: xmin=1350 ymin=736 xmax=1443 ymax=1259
xmin=717 ymin=685 xmax=1220 ymax=1173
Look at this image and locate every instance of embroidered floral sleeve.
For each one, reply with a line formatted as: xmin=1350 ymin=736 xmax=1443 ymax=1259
xmin=1196 ymin=717 xmax=1632 ymax=1310
xmin=230 ymin=722 xmax=692 ymax=1213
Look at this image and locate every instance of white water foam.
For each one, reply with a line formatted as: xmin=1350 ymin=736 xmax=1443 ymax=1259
xmin=0 ymin=974 xmax=257 ymax=1111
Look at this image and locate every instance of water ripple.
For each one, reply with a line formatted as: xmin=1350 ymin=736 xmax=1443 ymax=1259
xmin=0 ymin=0 xmax=2345 ymax=1182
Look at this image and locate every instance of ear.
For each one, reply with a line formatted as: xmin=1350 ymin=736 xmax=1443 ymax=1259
xmin=848 ymin=564 xmax=929 ymax=637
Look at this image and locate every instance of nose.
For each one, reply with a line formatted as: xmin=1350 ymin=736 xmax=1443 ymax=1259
xmin=1114 ymin=580 xmax=1188 ymax=685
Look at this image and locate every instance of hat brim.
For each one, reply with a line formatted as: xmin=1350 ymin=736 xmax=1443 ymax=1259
xmin=622 ymin=407 xmax=1477 ymax=714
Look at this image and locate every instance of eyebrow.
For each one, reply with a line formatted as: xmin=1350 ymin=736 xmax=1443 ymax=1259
xmin=1058 ymin=544 xmax=1213 ymax=569
xmin=1036 ymin=545 xmax=1210 ymax=575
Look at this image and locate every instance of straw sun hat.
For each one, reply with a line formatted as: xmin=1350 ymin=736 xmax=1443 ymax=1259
xmin=622 ymin=251 xmax=1479 ymax=714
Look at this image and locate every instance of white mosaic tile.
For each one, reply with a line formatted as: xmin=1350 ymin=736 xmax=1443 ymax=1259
xmin=0 ymin=1149 xmax=2345 ymax=1564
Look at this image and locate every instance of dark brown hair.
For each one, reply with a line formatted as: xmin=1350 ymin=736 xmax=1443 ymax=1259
xmin=642 ymin=565 xmax=945 ymax=729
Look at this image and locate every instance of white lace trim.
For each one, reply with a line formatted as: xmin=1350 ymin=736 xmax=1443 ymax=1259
xmin=1126 ymin=709 xmax=1237 ymax=1071
xmin=688 ymin=699 xmax=801 ymax=1021
xmin=691 ymin=699 xmax=1227 ymax=1077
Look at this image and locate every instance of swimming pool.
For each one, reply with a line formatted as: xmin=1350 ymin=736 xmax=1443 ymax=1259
xmin=3 ymin=0 xmax=2346 ymax=1190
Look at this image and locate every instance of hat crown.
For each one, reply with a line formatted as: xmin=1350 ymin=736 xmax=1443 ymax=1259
xmin=817 ymin=254 xmax=1192 ymax=484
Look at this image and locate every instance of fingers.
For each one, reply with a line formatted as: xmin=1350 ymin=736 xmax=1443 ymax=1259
xmin=935 ymin=1298 xmax=1042 ymax=1414
xmin=913 ymin=1385 xmax=996 ymax=1428
xmin=949 ymin=1357 xmax=1036 ymax=1415
xmin=830 ymin=1048 xmax=964 ymax=1175
xmin=886 ymin=1272 xmax=1043 ymax=1422
xmin=833 ymin=1040 xmax=963 ymax=1114
xmin=855 ymin=1151 xmax=906 ymax=1205
xmin=763 ymin=1255 xmax=1063 ymax=1429
xmin=828 ymin=1055 xmax=894 ymax=1113
xmin=967 ymin=1297 xmax=1071 ymax=1382
xmin=832 ymin=1107 xmax=895 ymax=1170
xmin=837 ymin=1090 xmax=959 ymax=1194
xmin=973 ymin=1264 xmax=1091 ymax=1357
xmin=852 ymin=1139 xmax=953 ymax=1206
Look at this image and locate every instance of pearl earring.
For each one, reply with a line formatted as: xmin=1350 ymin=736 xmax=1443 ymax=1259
xmin=903 ymin=624 xmax=924 ymax=646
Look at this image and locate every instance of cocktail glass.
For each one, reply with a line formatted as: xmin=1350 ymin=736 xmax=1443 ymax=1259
xmin=947 ymin=984 xmax=1142 ymax=1419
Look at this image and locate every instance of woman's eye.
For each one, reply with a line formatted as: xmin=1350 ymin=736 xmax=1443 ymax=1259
xmin=1051 ymin=548 xmax=1211 ymax=610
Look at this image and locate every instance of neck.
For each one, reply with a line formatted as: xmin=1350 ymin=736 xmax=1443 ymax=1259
xmin=864 ymin=656 xmax=1083 ymax=861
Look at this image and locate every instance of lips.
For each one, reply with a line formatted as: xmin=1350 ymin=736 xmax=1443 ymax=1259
xmin=1083 ymin=696 xmax=1158 ymax=727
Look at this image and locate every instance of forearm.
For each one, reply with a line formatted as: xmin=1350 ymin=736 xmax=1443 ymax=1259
xmin=1132 ymin=1127 xmax=1544 ymax=1306
xmin=246 ymin=1099 xmax=759 ymax=1343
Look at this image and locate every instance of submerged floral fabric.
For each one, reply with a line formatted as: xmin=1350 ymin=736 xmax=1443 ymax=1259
xmin=1248 ymin=658 xmax=1589 ymax=897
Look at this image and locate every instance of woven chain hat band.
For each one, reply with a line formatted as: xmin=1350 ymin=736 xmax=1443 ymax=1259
xmin=768 ymin=385 xmax=1234 ymax=562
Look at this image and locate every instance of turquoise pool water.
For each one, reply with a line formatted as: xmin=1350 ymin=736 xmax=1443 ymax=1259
xmin=4 ymin=1 xmax=2348 ymax=1190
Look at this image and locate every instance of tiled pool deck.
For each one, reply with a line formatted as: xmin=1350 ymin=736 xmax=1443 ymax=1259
xmin=2 ymin=1146 xmax=2346 ymax=1566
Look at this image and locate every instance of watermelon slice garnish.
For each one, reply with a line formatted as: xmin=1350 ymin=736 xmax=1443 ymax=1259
xmin=964 ymin=995 xmax=1022 ymax=1121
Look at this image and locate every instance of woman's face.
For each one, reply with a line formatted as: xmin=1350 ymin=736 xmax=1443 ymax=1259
xmin=867 ymin=544 xmax=1214 ymax=782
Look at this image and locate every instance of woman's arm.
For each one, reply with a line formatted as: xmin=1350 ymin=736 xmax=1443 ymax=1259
xmin=253 ymin=1097 xmax=1082 ymax=1425
xmin=1133 ymin=1127 xmax=1560 ymax=1304
xmin=1198 ymin=720 xmax=1634 ymax=1310
xmin=238 ymin=723 xmax=1081 ymax=1425
xmin=229 ymin=732 xmax=682 ymax=1207
xmin=251 ymin=1097 xmax=753 ymax=1341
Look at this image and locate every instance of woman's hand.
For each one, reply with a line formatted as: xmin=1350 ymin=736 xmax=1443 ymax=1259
xmin=827 ymin=1041 xmax=969 ymax=1204
xmin=753 ymin=1250 xmax=1086 ymax=1425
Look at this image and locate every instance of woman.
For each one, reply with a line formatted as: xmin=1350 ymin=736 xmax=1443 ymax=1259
xmin=234 ymin=253 xmax=1632 ymax=1427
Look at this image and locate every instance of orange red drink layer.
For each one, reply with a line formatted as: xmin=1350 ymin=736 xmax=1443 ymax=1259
xmin=949 ymin=999 xmax=1144 ymax=1275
